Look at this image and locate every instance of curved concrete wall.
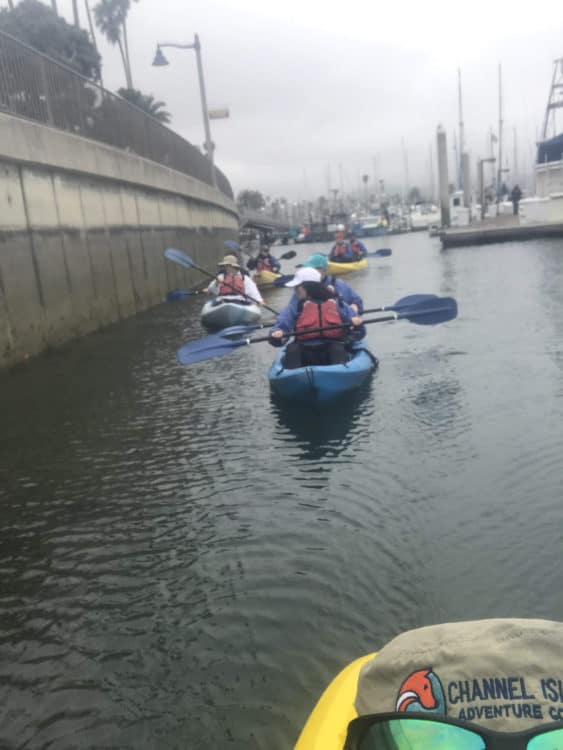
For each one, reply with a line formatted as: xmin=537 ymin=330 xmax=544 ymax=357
xmin=0 ymin=113 xmax=239 ymax=368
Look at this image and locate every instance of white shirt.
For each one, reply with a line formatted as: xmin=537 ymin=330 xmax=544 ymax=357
xmin=207 ymin=273 xmax=264 ymax=304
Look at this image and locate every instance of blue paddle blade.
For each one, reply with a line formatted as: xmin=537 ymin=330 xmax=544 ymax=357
xmin=224 ymin=240 xmax=241 ymax=251
xmin=370 ymin=248 xmax=392 ymax=257
xmin=398 ymin=297 xmax=457 ymax=325
xmin=273 ymin=274 xmax=294 ymax=287
xmin=389 ymin=294 xmax=438 ymax=310
xmin=218 ymin=324 xmax=261 ymax=338
xmin=177 ymin=334 xmax=249 ymax=365
xmin=164 ymin=248 xmax=195 ymax=269
xmin=167 ymin=289 xmax=194 ymax=302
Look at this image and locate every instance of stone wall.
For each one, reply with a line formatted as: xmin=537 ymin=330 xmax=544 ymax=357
xmin=0 ymin=113 xmax=239 ymax=368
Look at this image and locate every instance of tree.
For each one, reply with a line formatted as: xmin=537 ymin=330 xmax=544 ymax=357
xmin=117 ymin=87 xmax=170 ymax=123
xmin=94 ymin=0 xmax=137 ymax=89
xmin=0 ymin=0 xmax=101 ymax=79
xmin=237 ymin=190 xmax=265 ymax=212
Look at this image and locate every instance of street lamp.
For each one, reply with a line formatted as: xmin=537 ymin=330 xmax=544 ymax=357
xmin=152 ymin=35 xmax=216 ymax=182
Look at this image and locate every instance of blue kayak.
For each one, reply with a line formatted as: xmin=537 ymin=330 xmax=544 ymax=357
xmin=268 ymin=343 xmax=378 ymax=402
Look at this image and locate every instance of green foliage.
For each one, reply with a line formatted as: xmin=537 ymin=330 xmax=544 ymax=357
xmin=237 ymin=190 xmax=265 ymax=211
xmin=0 ymin=0 xmax=101 ymax=79
xmin=117 ymin=87 xmax=171 ymax=123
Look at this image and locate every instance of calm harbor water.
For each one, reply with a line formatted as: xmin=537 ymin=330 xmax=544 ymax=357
xmin=2 ymin=232 xmax=563 ymax=749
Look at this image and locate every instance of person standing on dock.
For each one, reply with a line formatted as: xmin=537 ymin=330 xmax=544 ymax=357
xmin=511 ymin=184 xmax=522 ymax=216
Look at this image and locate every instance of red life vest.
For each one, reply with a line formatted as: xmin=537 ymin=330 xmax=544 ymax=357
xmin=295 ymin=299 xmax=345 ymax=341
xmin=219 ymin=271 xmax=245 ymax=296
xmin=257 ymin=257 xmax=272 ymax=272
xmin=333 ymin=242 xmax=348 ymax=258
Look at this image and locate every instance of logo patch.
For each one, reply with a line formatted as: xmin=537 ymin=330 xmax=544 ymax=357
xmin=396 ymin=668 xmax=447 ymax=715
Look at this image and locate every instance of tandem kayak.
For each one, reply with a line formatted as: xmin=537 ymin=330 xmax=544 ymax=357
xmin=268 ymin=343 xmax=378 ymax=402
xmin=201 ymin=298 xmax=261 ymax=330
xmin=252 ymin=268 xmax=282 ymax=288
xmin=294 ymin=653 xmax=375 ymax=750
xmin=326 ymin=258 xmax=369 ymax=276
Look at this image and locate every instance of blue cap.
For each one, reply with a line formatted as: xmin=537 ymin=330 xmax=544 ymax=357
xmin=304 ymin=253 xmax=328 ymax=270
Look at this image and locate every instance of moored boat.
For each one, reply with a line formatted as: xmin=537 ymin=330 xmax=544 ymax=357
xmin=201 ymin=298 xmax=261 ymax=331
xmin=268 ymin=342 xmax=377 ymax=402
xmin=326 ymin=258 xmax=368 ymax=276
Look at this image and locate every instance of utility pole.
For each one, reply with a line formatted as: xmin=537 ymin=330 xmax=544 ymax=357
xmin=458 ymin=67 xmax=465 ymax=189
xmin=497 ymin=63 xmax=503 ymax=199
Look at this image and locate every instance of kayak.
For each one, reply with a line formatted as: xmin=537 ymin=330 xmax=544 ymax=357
xmin=201 ymin=298 xmax=261 ymax=330
xmin=268 ymin=343 xmax=378 ymax=402
xmin=294 ymin=653 xmax=376 ymax=750
xmin=252 ymin=268 xmax=282 ymax=288
xmin=326 ymin=258 xmax=369 ymax=276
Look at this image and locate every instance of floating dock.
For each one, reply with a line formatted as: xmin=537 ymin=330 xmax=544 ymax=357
xmin=440 ymin=215 xmax=563 ymax=248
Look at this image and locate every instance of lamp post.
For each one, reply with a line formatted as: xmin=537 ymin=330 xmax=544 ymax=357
xmin=153 ymin=35 xmax=216 ymax=184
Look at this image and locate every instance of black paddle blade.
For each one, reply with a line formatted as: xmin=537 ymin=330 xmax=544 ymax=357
xmin=279 ymin=250 xmax=297 ymax=260
xmin=371 ymin=248 xmax=392 ymax=257
xmin=167 ymin=289 xmax=195 ymax=301
xmin=224 ymin=240 xmax=241 ymax=252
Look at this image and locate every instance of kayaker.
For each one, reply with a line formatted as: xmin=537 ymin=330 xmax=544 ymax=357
xmin=268 ymin=267 xmax=364 ymax=369
xmin=344 ymin=618 xmax=563 ymax=750
xmin=299 ymin=253 xmax=363 ymax=313
xmin=246 ymin=245 xmax=281 ymax=274
xmin=207 ymin=255 xmax=264 ymax=304
xmin=329 ymin=234 xmax=354 ymax=263
xmin=349 ymin=234 xmax=368 ymax=259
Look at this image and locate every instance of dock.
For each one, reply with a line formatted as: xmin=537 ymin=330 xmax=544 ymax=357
xmin=440 ymin=215 xmax=563 ymax=248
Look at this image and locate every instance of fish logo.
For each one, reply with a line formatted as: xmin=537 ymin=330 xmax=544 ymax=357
xmin=396 ymin=668 xmax=446 ymax=715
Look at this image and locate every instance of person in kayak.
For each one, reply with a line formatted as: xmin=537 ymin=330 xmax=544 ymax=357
xmin=246 ymin=245 xmax=281 ymax=274
xmin=329 ymin=233 xmax=354 ymax=263
xmin=349 ymin=234 xmax=368 ymax=259
xmin=207 ymin=255 xmax=264 ymax=304
xmin=302 ymin=253 xmax=363 ymax=313
xmin=269 ymin=267 xmax=364 ymax=369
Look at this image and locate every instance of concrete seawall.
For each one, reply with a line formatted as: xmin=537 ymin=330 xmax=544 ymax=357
xmin=0 ymin=113 xmax=239 ymax=369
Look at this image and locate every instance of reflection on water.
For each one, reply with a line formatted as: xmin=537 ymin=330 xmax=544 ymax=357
xmin=2 ymin=235 xmax=563 ymax=749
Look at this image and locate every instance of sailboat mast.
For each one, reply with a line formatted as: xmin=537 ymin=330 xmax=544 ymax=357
xmin=458 ymin=68 xmax=465 ymax=189
xmin=497 ymin=63 xmax=503 ymax=198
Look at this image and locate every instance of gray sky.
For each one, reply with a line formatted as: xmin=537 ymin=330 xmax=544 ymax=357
xmin=52 ymin=0 xmax=563 ymax=199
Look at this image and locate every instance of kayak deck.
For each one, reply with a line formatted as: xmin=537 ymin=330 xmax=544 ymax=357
xmin=294 ymin=653 xmax=376 ymax=750
xmin=253 ymin=269 xmax=282 ymax=288
xmin=326 ymin=258 xmax=368 ymax=276
xmin=268 ymin=343 xmax=377 ymax=402
xmin=201 ymin=298 xmax=261 ymax=331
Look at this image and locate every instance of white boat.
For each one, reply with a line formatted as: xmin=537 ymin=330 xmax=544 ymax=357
xmin=409 ymin=204 xmax=441 ymax=230
xmin=201 ymin=298 xmax=261 ymax=331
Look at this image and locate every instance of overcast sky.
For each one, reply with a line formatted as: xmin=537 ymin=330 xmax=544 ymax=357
xmin=41 ymin=0 xmax=563 ymax=199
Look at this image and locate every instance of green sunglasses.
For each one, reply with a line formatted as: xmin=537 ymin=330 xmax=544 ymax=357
xmin=344 ymin=713 xmax=563 ymax=750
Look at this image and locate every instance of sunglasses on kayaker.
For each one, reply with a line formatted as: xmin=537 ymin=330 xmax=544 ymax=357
xmin=344 ymin=713 xmax=563 ymax=750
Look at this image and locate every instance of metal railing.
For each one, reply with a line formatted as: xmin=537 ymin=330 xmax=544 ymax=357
xmin=0 ymin=30 xmax=233 ymax=199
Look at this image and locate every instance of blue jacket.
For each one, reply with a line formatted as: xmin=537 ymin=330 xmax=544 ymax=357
xmin=284 ymin=276 xmax=363 ymax=317
xmin=272 ymin=295 xmax=364 ymax=340
xmin=350 ymin=240 xmax=368 ymax=258
xmin=329 ymin=242 xmax=353 ymax=261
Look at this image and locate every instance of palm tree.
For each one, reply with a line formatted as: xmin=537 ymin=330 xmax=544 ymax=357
xmin=51 ymin=0 xmax=58 ymax=12
xmin=117 ymin=88 xmax=170 ymax=124
xmin=93 ymin=0 xmax=137 ymax=89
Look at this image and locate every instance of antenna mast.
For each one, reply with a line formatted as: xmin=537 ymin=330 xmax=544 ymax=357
xmin=542 ymin=58 xmax=563 ymax=140
xmin=497 ymin=64 xmax=503 ymax=198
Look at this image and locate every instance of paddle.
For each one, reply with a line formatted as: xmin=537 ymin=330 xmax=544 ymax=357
xmin=368 ymin=248 xmax=392 ymax=257
xmin=166 ymin=288 xmax=208 ymax=301
xmin=177 ymin=296 xmax=458 ymax=365
xmin=164 ymin=248 xmax=280 ymax=316
xmin=224 ymin=240 xmax=297 ymax=262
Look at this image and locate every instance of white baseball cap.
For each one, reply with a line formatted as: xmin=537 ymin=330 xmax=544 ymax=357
xmin=285 ymin=267 xmax=322 ymax=287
